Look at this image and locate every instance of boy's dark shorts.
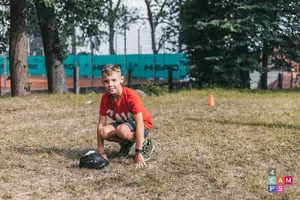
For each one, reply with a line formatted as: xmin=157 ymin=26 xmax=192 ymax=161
xmin=110 ymin=121 xmax=151 ymax=138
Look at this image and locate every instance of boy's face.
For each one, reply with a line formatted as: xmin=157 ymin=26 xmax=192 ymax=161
xmin=101 ymin=71 xmax=124 ymax=95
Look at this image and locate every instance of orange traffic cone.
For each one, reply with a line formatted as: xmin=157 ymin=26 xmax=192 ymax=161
xmin=208 ymin=94 xmax=215 ymax=106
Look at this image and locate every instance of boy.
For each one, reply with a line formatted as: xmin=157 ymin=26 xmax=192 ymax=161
xmin=97 ymin=64 xmax=154 ymax=169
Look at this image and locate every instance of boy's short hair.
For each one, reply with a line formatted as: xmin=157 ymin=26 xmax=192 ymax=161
xmin=102 ymin=64 xmax=121 ymax=76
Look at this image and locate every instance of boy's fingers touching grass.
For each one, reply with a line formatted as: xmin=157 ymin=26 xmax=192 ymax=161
xmin=135 ymin=162 xmax=147 ymax=169
xmin=135 ymin=155 xmax=148 ymax=169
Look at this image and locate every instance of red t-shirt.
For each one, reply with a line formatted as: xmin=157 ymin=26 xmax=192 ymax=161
xmin=99 ymin=87 xmax=152 ymax=130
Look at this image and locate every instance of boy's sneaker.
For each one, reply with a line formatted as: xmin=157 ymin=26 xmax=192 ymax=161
xmin=141 ymin=139 xmax=154 ymax=161
xmin=117 ymin=141 xmax=135 ymax=158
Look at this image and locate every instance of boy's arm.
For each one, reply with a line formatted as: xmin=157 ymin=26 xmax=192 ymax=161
xmin=97 ymin=115 xmax=107 ymax=154
xmin=133 ymin=112 xmax=147 ymax=168
xmin=133 ymin=112 xmax=144 ymax=149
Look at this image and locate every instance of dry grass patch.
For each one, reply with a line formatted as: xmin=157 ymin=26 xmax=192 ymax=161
xmin=0 ymin=89 xmax=299 ymax=200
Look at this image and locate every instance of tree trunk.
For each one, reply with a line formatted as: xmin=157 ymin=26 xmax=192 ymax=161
xmin=178 ymin=0 xmax=182 ymax=52
xmin=150 ymin=26 xmax=157 ymax=55
xmin=239 ymin=53 xmax=250 ymax=89
xmin=144 ymin=0 xmax=157 ymax=83
xmin=34 ymin=1 xmax=68 ymax=94
xmin=144 ymin=0 xmax=156 ymax=53
xmin=9 ymin=0 xmax=28 ymax=96
xmin=239 ymin=69 xmax=250 ymax=88
xmin=71 ymin=25 xmax=77 ymax=55
xmin=151 ymin=26 xmax=157 ymax=83
xmin=261 ymin=41 xmax=269 ymax=90
xmin=108 ymin=23 xmax=116 ymax=55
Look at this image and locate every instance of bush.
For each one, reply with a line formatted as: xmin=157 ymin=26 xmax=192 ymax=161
xmin=139 ymin=82 xmax=168 ymax=96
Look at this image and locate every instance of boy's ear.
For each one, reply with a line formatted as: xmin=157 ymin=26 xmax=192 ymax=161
xmin=120 ymin=76 xmax=124 ymax=83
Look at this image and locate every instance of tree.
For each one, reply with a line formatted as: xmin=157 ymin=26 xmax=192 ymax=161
xmin=92 ymin=0 xmax=139 ymax=55
xmin=239 ymin=2 xmax=280 ymax=89
xmin=98 ymin=0 xmax=140 ymax=55
xmin=106 ymin=0 xmax=123 ymax=55
xmin=34 ymin=0 xmax=68 ymax=93
xmin=144 ymin=0 xmax=178 ymax=82
xmin=9 ymin=0 xmax=28 ymax=96
xmin=272 ymin=1 xmax=300 ymax=71
xmin=28 ymin=1 xmax=44 ymax=56
xmin=60 ymin=0 xmax=140 ymax=55
xmin=180 ymin=0 xmax=300 ymax=88
xmin=60 ymin=0 xmax=104 ymax=49
xmin=180 ymin=0 xmax=248 ymax=87
xmin=235 ymin=1 xmax=300 ymax=89
xmin=144 ymin=0 xmax=175 ymax=55
xmin=166 ymin=0 xmax=186 ymax=53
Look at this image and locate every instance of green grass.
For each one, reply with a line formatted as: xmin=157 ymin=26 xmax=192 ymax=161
xmin=0 ymin=89 xmax=299 ymax=200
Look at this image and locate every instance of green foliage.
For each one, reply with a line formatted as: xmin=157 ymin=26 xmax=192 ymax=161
xmin=139 ymin=83 xmax=168 ymax=96
xmin=0 ymin=3 xmax=9 ymax=52
xmin=39 ymin=0 xmax=53 ymax=7
xmin=180 ymin=0 xmax=300 ymax=89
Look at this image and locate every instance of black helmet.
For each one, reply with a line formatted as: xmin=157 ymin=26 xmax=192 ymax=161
xmin=79 ymin=150 xmax=109 ymax=169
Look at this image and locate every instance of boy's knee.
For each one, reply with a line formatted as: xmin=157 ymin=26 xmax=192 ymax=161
xmin=116 ymin=124 xmax=130 ymax=139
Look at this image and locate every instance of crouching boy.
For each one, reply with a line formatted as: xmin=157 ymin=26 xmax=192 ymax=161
xmin=97 ymin=64 xmax=154 ymax=168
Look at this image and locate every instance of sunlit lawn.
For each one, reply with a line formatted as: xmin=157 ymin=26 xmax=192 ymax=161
xmin=0 ymin=89 xmax=299 ymax=200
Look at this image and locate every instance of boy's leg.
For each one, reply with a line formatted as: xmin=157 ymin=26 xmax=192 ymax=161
xmin=115 ymin=121 xmax=150 ymax=141
xmin=114 ymin=122 xmax=139 ymax=157
xmin=98 ymin=124 xmax=125 ymax=143
xmin=140 ymin=137 xmax=154 ymax=161
xmin=98 ymin=123 xmax=127 ymax=154
xmin=113 ymin=123 xmax=134 ymax=157
xmin=116 ymin=121 xmax=154 ymax=160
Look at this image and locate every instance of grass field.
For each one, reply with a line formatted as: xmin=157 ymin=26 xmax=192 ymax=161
xmin=0 ymin=89 xmax=299 ymax=200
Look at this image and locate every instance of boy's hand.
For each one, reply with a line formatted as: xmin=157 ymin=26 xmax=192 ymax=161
xmin=98 ymin=152 xmax=108 ymax=161
xmin=135 ymin=153 xmax=147 ymax=169
xmin=101 ymin=153 xmax=108 ymax=161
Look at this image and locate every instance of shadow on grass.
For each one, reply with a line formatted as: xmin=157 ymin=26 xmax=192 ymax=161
xmin=16 ymin=146 xmax=126 ymax=162
xmin=185 ymin=118 xmax=300 ymax=131
xmin=16 ymin=146 xmax=90 ymax=159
